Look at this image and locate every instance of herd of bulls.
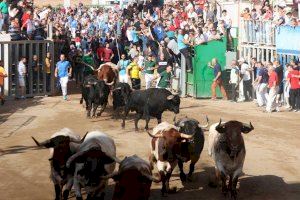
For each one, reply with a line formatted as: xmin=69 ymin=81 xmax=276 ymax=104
xmin=32 ymin=65 xmax=255 ymax=200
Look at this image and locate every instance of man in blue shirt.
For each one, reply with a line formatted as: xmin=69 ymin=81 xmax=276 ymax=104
xmin=117 ymin=54 xmax=130 ymax=83
xmin=209 ymin=58 xmax=228 ymax=100
xmin=55 ymin=54 xmax=72 ymax=100
xmin=177 ymin=29 xmax=193 ymax=72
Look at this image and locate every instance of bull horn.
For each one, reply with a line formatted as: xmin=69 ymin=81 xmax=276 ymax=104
xmin=218 ymin=119 xmax=222 ymax=126
xmin=180 ymin=132 xmax=194 ymax=139
xmin=70 ymin=131 xmax=89 ymax=144
xmin=113 ymin=87 xmax=122 ymax=91
xmin=66 ymin=149 xmax=89 ymax=168
xmin=111 ymin=156 xmax=122 ymax=164
xmin=167 ymin=95 xmax=174 ymax=100
xmin=243 ymin=122 xmax=254 ymax=130
xmin=144 ymin=174 xmax=161 ymax=183
xmin=100 ymin=171 xmax=119 ymax=180
xmin=31 ymin=137 xmax=50 ymax=147
xmin=199 ymin=116 xmax=209 ymax=128
xmin=147 ymin=131 xmax=163 ymax=138
xmin=173 ymin=115 xmax=177 ymax=124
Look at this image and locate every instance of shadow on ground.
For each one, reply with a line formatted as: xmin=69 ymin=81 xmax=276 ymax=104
xmin=149 ymin=167 xmax=300 ymax=200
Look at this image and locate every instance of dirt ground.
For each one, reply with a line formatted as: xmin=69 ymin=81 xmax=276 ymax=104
xmin=0 ymin=90 xmax=300 ymax=200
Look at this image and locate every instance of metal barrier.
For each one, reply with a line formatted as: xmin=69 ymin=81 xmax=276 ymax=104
xmin=239 ymin=44 xmax=277 ymax=64
xmin=0 ymin=40 xmax=55 ymax=98
xmin=240 ymin=19 xmax=276 ymax=46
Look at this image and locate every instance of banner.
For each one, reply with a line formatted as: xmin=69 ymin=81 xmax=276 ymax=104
xmin=276 ymin=26 xmax=300 ymax=55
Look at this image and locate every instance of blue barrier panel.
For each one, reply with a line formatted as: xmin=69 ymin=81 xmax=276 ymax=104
xmin=276 ymin=26 xmax=300 ymax=55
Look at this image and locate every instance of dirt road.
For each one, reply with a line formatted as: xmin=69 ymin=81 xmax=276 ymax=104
xmin=0 ymin=94 xmax=299 ymax=200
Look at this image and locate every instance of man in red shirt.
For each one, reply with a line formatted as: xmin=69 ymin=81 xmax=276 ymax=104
xmin=266 ymin=66 xmax=279 ymax=112
xmin=96 ymin=43 xmax=104 ymax=63
xmin=101 ymin=43 xmax=114 ymax=63
xmin=287 ymin=64 xmax=300 ymax=111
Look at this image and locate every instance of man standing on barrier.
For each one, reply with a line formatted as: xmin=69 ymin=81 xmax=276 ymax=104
xmin=55 ymin=54 xmax=72 ymax=101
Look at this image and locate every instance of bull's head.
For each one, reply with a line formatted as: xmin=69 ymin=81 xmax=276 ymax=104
xmin=95 ymin=80 xmax=110 ymax=99
xmin=101 ymin=156 xmax=160 ymax=200
xmin=215 ymin=120 xmax=254 ymax=159
xmin=176 ymin=116 xmax=209 ymax=134
xmin=31 ymin=133 xmax=87 ymax=166
xmin=166 ymin=94 xmax=180 ymax=114
xmin=147 ymin=129 xmax=194 ymax=161
xmin=66 ymin=145 xmax=120 ymax=191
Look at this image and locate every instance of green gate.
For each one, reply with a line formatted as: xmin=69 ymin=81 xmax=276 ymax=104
xmin=186 ymin=38 xmax=228 ymax=98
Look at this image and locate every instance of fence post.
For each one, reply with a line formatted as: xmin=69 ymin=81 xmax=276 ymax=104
xmin=180 ymin=53 xmax=186 ymax=97
xmin=3 ymin=44 xmax=9 ymax=96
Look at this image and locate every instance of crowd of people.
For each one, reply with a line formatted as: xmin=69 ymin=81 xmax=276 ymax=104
xmin=241 ymin=1 xmax=299 ymax=44
xmin=0 ymin=0 xmax=299 ymax=112
xmin=221 ymin=57 xmax=300 ymax=113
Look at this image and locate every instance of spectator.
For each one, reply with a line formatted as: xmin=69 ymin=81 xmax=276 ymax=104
xmin=209 ymin=58 xmax=227 ymax=100
xmin=253 ymin=61 xmax=269 ymax=107
xmin=18 ymin=56 xmax=27 ymax=99
xmin=32 ymin=54 xmax=39 ymax=91
xmin=0 ymin=0 xmax=9 ymax=31
xmin=283 ymin=64 xmax=292 ymax=109
xmin=55 ymin=54 xmax=72 ymax=101
xmin=156 ymin=65 xmax=172 ymax=89
xmin=177 ymin=28 xmax=192 ymax=72
xmin=266 ymin=66 xmax=279 ymax=112
xmin=117 ymin=53 xmax=130 ymax=83
xmin=101 ymin=43 xmax=114 ymax=63
xmin=44 ymin=52 xmax=51 ymax=93
xmin=287 ymin=62 xmax=300 ymax=112
xmin=144 ymin=54 xmax=157 ymax=89
xmin=0 ymin=60 xmax=7 ymax=105
xmin=239 ymin=58 xmax=252 ymax=101
xmin=229 ymin=60 xmax=240 ymax=102
xmin=127 ymin=56 xmax=142 ymax=90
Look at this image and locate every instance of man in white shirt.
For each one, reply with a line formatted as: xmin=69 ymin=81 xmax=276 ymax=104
xmin=239 ymin=58 xmax=253 ymax=101
xmin=229 ymin=60 xmax=240 ymax=102
xmin=18 ymin=57 xmax=27 ymax=99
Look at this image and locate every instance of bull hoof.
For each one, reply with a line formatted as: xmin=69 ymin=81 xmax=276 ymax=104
xmin=168 ymin=186 xmax=177 ymax=194
xmin=187 ymin=174 xmax=193 ymax=182
xmin=180 ymin=173 xmax=187 ymax=182
xmin=135 ymin=128 xmax=139 ymax=132
xmin=222 ymin=187 xmax=228 ymax=196
xmin=230 ymin=190 xmax=237 ymax=200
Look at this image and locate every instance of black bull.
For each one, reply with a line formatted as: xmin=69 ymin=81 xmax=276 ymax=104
xmin=121 ymin=88 xmax=180 ymax=131
xmin=80 ymin=75 xmax=110 ymax=118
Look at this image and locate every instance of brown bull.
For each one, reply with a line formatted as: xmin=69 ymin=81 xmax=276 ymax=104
xmin=97 ymin=63 xmax=118 ymax=87
xmin=147 ymin=122 xmax=194 ymax=196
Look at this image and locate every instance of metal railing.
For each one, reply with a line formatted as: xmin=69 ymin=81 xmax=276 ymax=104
xmin=0 ymin=40 xmax=55 ymax=98
xmin=240 ymin=19 xmax=276 ymax=46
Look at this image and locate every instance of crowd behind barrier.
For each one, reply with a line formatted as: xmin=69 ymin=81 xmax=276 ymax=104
xmin=0 ymin=0 xmax=299 ymax=113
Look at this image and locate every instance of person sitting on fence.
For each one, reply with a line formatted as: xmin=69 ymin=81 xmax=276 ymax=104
xmin=0 ymin=60 xmax=7 ymax=105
